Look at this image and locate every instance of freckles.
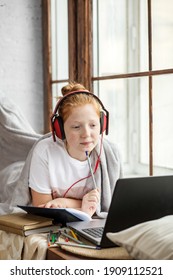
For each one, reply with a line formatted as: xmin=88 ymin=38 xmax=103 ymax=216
xmin=67 ymin=134 xmax=77 ymax=143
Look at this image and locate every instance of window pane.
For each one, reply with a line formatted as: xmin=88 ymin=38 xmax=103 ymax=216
xmin=52 ymin=82 xmax=67 ymax=110
xmin=93 ymin=78 xmax=151 ymax=176
xmin=127 ymin=77 xmax=149 ymax=176
xmin=139 ymin=0 xmax=148 ymax=72
xmin=139 ymin=77 xmax=149 ymax=167
xmin=93 ymin=0 xmax=148 ymax=76
xmin=93 ymin=80 xmax=128 ymax=164
xmin=51 ymin=0 xmax=69 ymax=80
xmin=153 ymin=74 xmax=173 ymax=173
xmin=93 ymin=0 xmax=127 ymax=76
xmin=152 ymin=0 xmax=173 ymax=69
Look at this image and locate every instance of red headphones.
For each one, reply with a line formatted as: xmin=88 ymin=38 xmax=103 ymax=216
xmin=51 ymin=90 xmax=109 ymax=141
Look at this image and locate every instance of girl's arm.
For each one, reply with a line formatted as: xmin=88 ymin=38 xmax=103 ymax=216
xmin=30 ymin=188 xmax=82 ymax=209
xmin=30 ymin=188 xmax=100 ymax=217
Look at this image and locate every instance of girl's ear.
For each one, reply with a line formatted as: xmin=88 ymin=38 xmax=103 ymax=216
xmin=51 ymin=115 xmax=66 ymax=141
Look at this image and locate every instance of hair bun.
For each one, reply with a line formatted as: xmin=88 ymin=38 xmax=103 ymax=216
xmin=61 ymin=81 xmax=86 ymax=96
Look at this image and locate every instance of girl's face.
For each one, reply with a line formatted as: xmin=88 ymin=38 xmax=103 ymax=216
xmin=64 ymin=104 xmax=100 ymax=161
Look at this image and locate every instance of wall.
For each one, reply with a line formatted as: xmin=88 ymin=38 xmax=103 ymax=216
xmin=0 ymin=0 xmax=44 ymax=133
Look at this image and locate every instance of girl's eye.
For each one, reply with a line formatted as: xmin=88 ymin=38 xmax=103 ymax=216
xmin=90 ymin=123 xmax=97 ymax=128
xmin=72 ymin=125 xmax=80 ymax=129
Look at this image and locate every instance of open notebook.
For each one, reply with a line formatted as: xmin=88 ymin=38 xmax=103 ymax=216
xmin=18 ymin=205 xmax=91 ymax=225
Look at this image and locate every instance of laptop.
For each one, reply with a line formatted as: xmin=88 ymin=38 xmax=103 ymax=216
xmin=67 ymin=175 xmax=173 ymax=248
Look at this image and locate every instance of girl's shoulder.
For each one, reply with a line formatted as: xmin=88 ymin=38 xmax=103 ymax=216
xmin=33 ymin=133 xmax=65 ymax=153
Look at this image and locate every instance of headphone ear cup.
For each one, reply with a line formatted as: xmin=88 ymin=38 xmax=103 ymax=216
xmin=100 ymin=111 xmax=107 ymax=134
xmin=52 ymin=115 xmax=66 ymax=140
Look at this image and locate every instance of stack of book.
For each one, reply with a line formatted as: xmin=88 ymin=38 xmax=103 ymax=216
xmin=0 ymin=212 xmax=59 ymax=236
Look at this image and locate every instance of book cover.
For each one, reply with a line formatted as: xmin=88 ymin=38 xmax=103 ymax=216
xmin=18 ymin=205 xmax=91 ymax=225
xmin=24 ymin=224 xmax=60 ymax=236
xmin=0 ymin=212 xmax=53 ymax=236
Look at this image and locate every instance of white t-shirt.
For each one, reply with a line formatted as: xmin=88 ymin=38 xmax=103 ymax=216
xmin=29 ymin=136 xmax=93 ymax=199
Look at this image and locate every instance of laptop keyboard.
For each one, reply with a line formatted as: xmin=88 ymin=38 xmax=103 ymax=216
xmin=82 ymin=227 xmax=103 ymax=238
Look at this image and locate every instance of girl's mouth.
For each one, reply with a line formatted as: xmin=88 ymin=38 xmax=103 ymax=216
xmin=81 ymin=142 xmax=92 ymax=148
xmin=80 ymin=142 xmax=92 ymax=146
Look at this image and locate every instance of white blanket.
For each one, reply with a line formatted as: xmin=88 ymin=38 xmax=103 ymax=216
xmin=0 ymin=92 xmax=41 ymax=214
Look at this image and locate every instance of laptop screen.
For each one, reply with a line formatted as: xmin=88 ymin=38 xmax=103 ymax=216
xmin=100 ymin=175 xmax=173 ymax=247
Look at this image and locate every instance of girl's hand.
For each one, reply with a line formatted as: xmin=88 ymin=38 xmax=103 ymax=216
xmin=81 ymin=188 xmax=100 ymax=217
xmin=38 ymin=197 xmax=82 ymax=209
xmin=39 ymin=197 xmax=67 ymax=208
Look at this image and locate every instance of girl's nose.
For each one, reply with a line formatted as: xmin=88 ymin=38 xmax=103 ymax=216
xmin=81 ymin=125 xmax=90 ymax=137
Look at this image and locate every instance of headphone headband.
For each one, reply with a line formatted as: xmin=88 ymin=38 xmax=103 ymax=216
xmin=53 ymin=90 xmax=108 ymax=114
xmin=51 ymin=90 xmax=109 ymax=141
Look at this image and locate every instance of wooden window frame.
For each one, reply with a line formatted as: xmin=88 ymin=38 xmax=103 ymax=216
xmin=42 ymin=0 xmax=93 ymax=133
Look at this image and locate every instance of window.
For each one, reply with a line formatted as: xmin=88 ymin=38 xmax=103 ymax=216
xmin=43 ymin=0 xmax=173 ymax=177
xmin=50 ymin=0 xmax=69 ymax=109
xmin=92 ymin=0 xmax=173 ymax=176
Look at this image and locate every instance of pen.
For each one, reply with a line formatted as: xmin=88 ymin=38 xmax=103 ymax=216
xmin=51 ymin=233 xmax=56 ymax=243
xmin=70 ymin=229 xmax=78 ymax=240
xmin=85 ymin=151 xmax=97 ymax=189
xmin=55 ymin=241 xmax=100 ymax=250
xmin=60 ymin=231 xmax=83 ymax=244
xmin=47 ymin=232 xmax=51 ymax=247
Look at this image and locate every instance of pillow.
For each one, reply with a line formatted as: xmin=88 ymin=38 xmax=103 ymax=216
xmin=107 ymin=215 xmax=173 ymax=260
